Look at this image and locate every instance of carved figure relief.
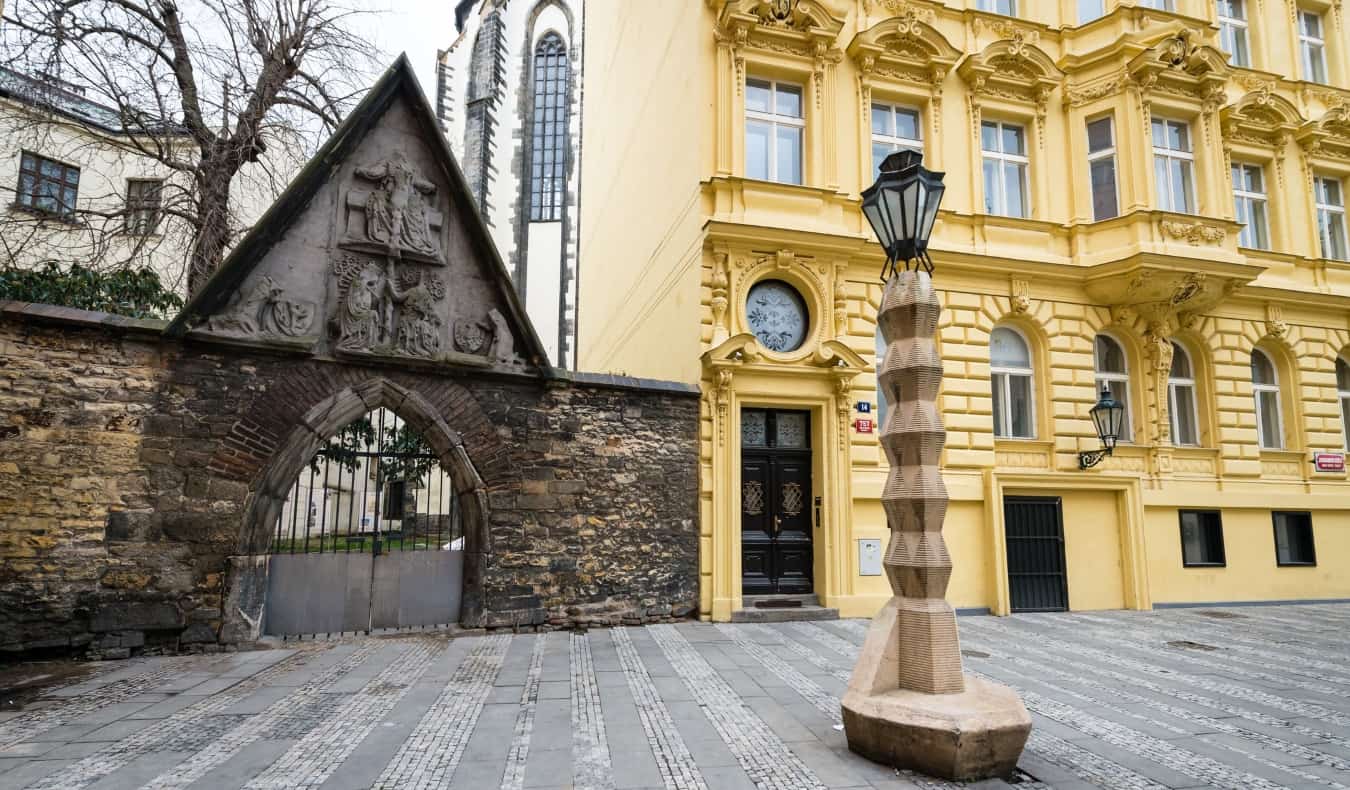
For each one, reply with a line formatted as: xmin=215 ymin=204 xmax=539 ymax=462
xmin=342 ymin=153 xmax=444 ymax=264
xmin=487 ymin=308 xmax=519 ymax=364
xmin=207 ymin=275 xmax=316 ymax=339
xmin=332 ymin=254 xmax=447 ymax=357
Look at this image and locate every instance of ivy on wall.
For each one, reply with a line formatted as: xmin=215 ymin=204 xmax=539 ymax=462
xmin=0 ymin=263 xmax=183 ymax=319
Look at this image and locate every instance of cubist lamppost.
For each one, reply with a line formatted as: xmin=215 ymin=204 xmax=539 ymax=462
xmin=841 ymin=150 xmax=1033 ymax=781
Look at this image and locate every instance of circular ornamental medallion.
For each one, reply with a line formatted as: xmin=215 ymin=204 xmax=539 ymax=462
xmin=453 ymin=319 xmax=489 ymax=354
xmin=746 ymin=279 xmax=809 ymax=353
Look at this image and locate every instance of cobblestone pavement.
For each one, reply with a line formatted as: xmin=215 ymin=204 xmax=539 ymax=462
xmin=3 ymin=604 xmax=1350 ymax=789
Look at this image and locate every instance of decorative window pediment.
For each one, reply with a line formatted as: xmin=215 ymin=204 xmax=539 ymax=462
xmin=1126 ymin=29 xmax=1230 ymax=112
xmin=713 ymin=0 xmax=845 ymax=58
xmin=1221 ymin=88 xmax=1303 ymax=147
xmin=846 ymin=10 xmax=959 ymax=88
xmin=957 ymin=34 xmax=1062 ymax=109
xmin=1297 ymin=104 xmax=1350 ymax=161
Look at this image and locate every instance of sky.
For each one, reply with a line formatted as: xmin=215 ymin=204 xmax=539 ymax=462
xmin=358 ymin=1 xmax=458 ymax=98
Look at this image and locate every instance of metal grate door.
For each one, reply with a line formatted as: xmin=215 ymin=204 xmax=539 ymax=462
xmin=1003 ymin=496 xmax=1069 ymax=613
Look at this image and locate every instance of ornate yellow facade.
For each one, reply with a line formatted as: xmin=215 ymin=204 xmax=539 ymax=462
xmin=578 ymin=0 xmax=1350 ymax=621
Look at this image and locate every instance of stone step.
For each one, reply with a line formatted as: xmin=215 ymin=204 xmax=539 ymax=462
xmin=743 ymin=594 xmax=819 ymax=608
xmin=730 ymin=605 xmax=840 ymax=623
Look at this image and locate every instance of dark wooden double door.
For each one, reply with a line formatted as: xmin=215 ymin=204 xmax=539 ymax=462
xmin=741 ymin=409 xmax=813 ymax=595
xmin=1003 ymin=496 xmax=1069 ymax=612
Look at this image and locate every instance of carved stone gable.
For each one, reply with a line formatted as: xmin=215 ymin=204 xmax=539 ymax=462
xmin=168 ymin=56 xmax=551 ymax=376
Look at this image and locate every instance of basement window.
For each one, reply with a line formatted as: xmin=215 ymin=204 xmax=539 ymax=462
xmin=1179 ymin=510 xmax=1225 ymax=567
xmin=1273 ymin=511 xmax=1316 ymax=566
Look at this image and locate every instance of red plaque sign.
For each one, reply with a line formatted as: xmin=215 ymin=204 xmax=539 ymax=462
xmin=856 ymin=419 xmax=874 ymax=434
xmin=1313 ymin=452 xmax=1346 ymax=472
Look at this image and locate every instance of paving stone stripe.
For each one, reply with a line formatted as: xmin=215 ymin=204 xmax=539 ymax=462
xmin=714 ymin=624 xmax=841 ymax=724
xmin=647 ymin=623 xmax=827 ymax=790
xmin=20 ymin=645 xmax=357 ymax=790
xmin=968 ymin=643 xmax=1350 ymax=789
xmin=500 ymin=633 xmax=547 ymax=790
xmin=571 ymin=632 xmax=614 ymax=790
xmin=240 ymin=640 xmax=443 ymax=789
xmin=1049 ymin=611 xmax=1350 ymax=692
xmin=966 ymin=614 xmax=1350 ymax=729
xmin=0 ymin=660 xmax=192 ymax=747
xmin=610 ymin=627 xmax=708 ymax=790
xmin=959 ymin=618 xmax=1350 ymax=773
xmin=370 ymin=633 xmax=511 ymax=789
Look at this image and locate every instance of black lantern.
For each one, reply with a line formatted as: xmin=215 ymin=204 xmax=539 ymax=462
xmin=1079 ymin=387 xmax=1126 ymax=470
xmin=861 ymin=149 xmax=947 ymax=281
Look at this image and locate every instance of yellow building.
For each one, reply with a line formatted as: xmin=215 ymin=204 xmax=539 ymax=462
xmin=578 ymin=0 xmax=1350 ymax=620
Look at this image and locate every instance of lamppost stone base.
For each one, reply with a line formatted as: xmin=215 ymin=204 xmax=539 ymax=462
xmin=841 ymin=676 xmax=1032 ymax=782
xmin=840 ymin=600 xmax=1031 ymax=781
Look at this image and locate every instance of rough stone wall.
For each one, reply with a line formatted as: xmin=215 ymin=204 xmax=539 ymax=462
xmin=0 ymin=304 xmax=699 ymax=659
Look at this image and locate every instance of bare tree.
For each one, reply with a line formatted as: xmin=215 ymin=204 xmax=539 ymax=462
xmin=1 ymin=0 xmax=380 ymax=294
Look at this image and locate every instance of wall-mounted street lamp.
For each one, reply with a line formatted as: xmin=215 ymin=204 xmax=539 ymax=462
xmin=1079 ymin=387 xmax=1126 ymax=470
xmin=860 ymin=149 xmax=946 ymax=281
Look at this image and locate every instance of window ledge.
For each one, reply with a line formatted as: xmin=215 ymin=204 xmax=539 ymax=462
xmin=1182 ymin=562 xmax=1227 ymax=569
xmin=8 ymin=203 xmax=80 ymax=225
xmin=1276 ymin=561 xmax=1318 ymax=568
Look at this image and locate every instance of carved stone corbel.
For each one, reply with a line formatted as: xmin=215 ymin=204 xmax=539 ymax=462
xmin=711 ymin=251 xmax=731 ymax=345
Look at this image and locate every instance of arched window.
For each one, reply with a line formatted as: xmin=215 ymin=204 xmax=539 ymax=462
xmin=1251 ymin=348 xmax=1284 ymax=449
xmin=991 ymin=327 xmax=1035 ymax=439
xmin=529 ymin=32 xmax=568 ymax=222
xmin=1337 ymin=355 xmax=1350 ymax=448
xmin=1094 ymin=334 xmax=1132 ymax=443
xmin=1168 ymin=342 xmax=1200 ymax=446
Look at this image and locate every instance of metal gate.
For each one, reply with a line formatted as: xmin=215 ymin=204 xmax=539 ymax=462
xmin=264 ymin=408 xmax=463 ymax=636
xmin=1003 ymin=496 xmax=1069 ymax=613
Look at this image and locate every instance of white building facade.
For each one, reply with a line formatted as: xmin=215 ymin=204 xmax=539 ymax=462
xmin=436 ymin=0 xmax=583 ymax=368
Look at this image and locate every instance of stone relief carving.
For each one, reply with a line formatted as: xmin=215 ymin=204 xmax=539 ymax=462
xmin=1159 ymin=220 xmax=1226 ymax=245
xmin=342 ymin=152 xmax=444 ymax=264
xmin=453 ymin=318 xmax=491 ymax=354
xmin=331 ymin=254 xmax=447 ymax=358
xmin=487 ymin=308 xmax=521 ymax=365
xmin=206 ymin=275 xmax=316 ymax=339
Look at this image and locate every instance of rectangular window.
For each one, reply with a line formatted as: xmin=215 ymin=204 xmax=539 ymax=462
xmin=1273 ymin=511 xmax=1316 ymax=566
xmin=1231 ymin=162 xmax=1269 ymax=249
xmin=382 ymin=480 xmax=406 ymax=520
xmin=1078 ymin=0 xmax=1105 ymax=22
xmin=871 ymin=103 xmax=921 ymax=176
xmin=746 ymin=78 xmax=804 ymax=186
xmin=1179 ymin=510 xmax=1226 ymax=567
xmin=1152 ymin=118 xmax=1195 ymax=214
xmin=982 ymin=121 xmax=1029 ymax=218
xmin=16 ymin=151 xmax=79 ymax=218
xmin=1217 ymin=0 xmax=1250 ymax=68
xmin=1086 ymin=116 xmax=1119 ymax=221
xmin=125 ymin=179 xmax=163 ymax=236
xmin=1141 ymin=0 xmax=1175 ymax=8
xmin=1170 ymin=376 xmax=1199 ymax=446
xmin=978 ymin=0 xmax=1016 ymax=14
xmin=1315 ymin=175 xmax=1348 ymax=260
xmin=1299 ymin=11 xmax=1328 ymax=84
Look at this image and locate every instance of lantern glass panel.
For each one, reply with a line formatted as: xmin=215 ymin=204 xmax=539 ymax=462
xmin=920 ymin=179 xmax=944 ymax=244
xmin=862 ymin=198 xmax=889 ymax=250
xmin=901 ymin=175 xmax=920 ymax=243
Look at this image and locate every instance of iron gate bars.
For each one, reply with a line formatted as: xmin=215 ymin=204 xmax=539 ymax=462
xmin=269 ymin=407 xmax=460 ymax=555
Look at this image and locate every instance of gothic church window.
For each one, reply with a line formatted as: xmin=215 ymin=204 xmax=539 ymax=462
xmin=530 ymin=32 xmax=569 ymax=222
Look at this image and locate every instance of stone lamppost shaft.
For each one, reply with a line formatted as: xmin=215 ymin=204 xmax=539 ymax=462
xmin=841 ymin=270 xmax=1031 ymax=781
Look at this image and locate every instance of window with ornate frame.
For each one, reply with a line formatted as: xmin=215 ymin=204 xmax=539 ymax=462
xmin=991 ymin=326 xmax=1036 ymax=439
xmin=870 ymin=102 xmax=921 ymax=176
xmin=1094 ymin=334 xmax=1133 ymax=443
xmin=1251 ymin=348 xmax=1284 ymax=450
xmin=1169 ymin=341 xmax=1201 ymax=447
xmin=1217 ymin=0 xmax=1251 ymax=68
xmin=1231 ymin=161 xmax=1270 ymax=249
xmin=1337 ymin=355 xmax=1350 ymax=449
xmin=982 ymin=120 xmax=1029 ymax=218
xmin=1153 ymin=117 xmax=1196 ymax=214
xmin=1086 ymin=115 xmax=1119 ymax=221
xmin=1299 ymin=10 xmax=1329 ymax=85
xmin=1315 ymin=174 xmax=1348 ymax=260
xmin=745 ymin=77 xmax=805 ymax=185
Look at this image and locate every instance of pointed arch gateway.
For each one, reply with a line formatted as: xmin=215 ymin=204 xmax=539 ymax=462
xmin=242 ymin=378 xmax=492 ymax=636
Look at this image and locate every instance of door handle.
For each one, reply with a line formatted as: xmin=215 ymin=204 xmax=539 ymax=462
xmin=773 ymin=515 xmax=781 ymax=536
